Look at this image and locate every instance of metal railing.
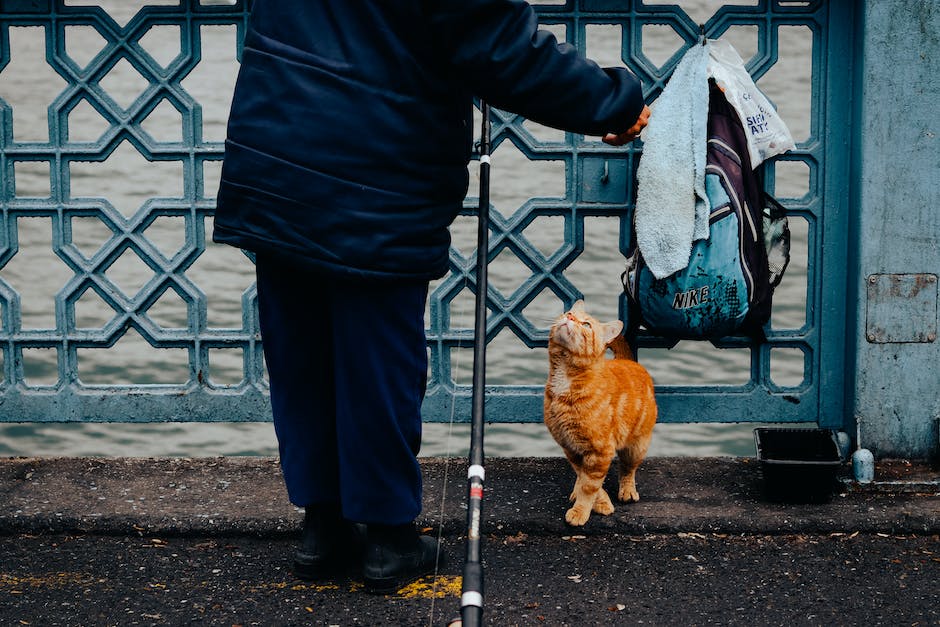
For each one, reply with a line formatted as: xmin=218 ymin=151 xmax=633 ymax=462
xmin=0 ymin=1 xmax=852 ymax=428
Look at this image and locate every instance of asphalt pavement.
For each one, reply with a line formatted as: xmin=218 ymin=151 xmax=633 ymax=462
xmin=1 ymin=456 xmax=937 ymax=625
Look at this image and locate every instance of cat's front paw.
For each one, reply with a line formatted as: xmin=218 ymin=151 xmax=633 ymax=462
xmin=618 ymin=487 xmax=640 ymax=503
xmin=565 ymin=505 xmax=590 ymax=526
xmin=618 ymin=477 xmax=640 ymax=503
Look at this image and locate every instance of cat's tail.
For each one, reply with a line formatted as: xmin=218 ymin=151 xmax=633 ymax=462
xmin=607 ymin=334 xmax=635 ymax=360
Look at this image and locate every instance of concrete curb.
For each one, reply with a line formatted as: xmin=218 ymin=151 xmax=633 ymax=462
xmin=1 ymin=456 xmax=937 ymax=537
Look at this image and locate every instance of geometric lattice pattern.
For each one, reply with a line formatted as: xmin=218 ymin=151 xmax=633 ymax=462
xmin=0 ymin=1 xmax=258 ymax=422
xmin=0 ymin=1 xmax=849 ymax=428
xmin=426 ymin=0 xmax=844 ymax=426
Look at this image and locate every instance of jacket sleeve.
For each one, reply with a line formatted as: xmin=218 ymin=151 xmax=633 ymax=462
xmin=427 ymin=0 xmax=645 ymax=136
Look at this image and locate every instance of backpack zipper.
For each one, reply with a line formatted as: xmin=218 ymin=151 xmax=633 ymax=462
xmin=705 ymin=162 xmax=758 ymax=243
xmin=705 ymin=163 xmax=756 ymax=295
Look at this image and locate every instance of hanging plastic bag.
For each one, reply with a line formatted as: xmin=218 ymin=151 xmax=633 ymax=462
xmin=706 ymin=39 xmax=795 ymax=168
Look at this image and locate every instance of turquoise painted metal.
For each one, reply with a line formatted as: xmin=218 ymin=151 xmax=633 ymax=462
xmin=0 ymin=0 xmax=261 ymax=423
xmin=424 ymin=0 xmax=855 ymax=429
xmin=0 ymin=3 xmax=868 ymax=440
xmin=849 ymin=0 xmax=940 ymax=459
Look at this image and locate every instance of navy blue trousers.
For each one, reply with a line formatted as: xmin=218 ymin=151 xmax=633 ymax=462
xmin=255 ymin=255 xmax=428 ymax=525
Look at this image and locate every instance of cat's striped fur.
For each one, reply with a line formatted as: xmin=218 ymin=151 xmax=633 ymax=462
xmin=543 ymin=300 xmax=658 ymax=526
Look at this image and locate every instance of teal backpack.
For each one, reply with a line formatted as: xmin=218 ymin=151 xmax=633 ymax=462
xmin=623 ymin=82 xmax=790 ymax=343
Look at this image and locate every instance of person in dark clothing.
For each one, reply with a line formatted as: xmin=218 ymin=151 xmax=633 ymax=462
xmin=215 ymin=0 xmax=650 ymax=592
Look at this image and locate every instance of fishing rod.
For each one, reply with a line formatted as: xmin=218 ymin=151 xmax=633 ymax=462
xmin=451 ymin=100 xmax=491 ymax=627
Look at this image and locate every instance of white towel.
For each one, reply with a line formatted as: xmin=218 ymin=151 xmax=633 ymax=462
xmin=634 ymin=43 xmax=711 ymax=280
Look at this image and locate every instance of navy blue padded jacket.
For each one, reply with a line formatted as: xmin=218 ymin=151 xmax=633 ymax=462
xmin=214 ymin=0 xmax=645 ymax=281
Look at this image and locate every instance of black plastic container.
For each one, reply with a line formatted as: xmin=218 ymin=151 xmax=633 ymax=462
xmin=753 ymin=428 xmax=843 ymax=503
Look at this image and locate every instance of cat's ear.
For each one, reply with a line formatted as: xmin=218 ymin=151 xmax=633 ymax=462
xmin=570 ymin=299 xmax=586 ymax=314
xmin=601 ymin=320 xmax=624 ymax=345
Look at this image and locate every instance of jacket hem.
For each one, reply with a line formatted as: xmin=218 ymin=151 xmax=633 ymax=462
xmin=212 ymin=223 xmax=447 ymax=284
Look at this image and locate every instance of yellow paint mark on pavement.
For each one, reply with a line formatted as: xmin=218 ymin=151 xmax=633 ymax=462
xmin=396 ymin=575 xmax=462 ymax=599
xmin=246 ymin=576 xmax=458 ymax=598
xmin=250 ymin=581 xmax=341 ymax=593
xmin=0 ymin=572 xmax=96 ymax=589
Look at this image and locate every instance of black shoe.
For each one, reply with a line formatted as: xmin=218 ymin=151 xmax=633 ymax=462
xmin=362 ymin=523 xmax=442 ymax=594
xmin=292 ymin=503 xmax=348 ymax=581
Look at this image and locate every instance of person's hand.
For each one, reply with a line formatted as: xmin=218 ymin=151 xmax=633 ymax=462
xmin=602 ymin=104 xmax=651 ymax=146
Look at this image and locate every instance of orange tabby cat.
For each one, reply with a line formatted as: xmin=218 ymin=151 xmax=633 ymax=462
xmin=543 ymin=300 xmax=657 ymax=526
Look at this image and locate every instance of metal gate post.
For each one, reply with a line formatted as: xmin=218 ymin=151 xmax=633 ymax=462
xmin=848 ymin=0 xmax=940 ymax=458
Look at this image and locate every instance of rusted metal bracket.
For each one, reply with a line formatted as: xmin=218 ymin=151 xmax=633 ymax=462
xmin=866 ymin=273 xmax=938 ymax=343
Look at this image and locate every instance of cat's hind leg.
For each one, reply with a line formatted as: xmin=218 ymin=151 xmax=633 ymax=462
xmin=616 ymin=436 xmax=651 ymax=503
xmin=565 ymin=453 xmax=612 ymax=526
xmin=592 ymin=488 xmax=615 ymax=515
xmin=569 ymin=473 xmax=613 ymax=513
